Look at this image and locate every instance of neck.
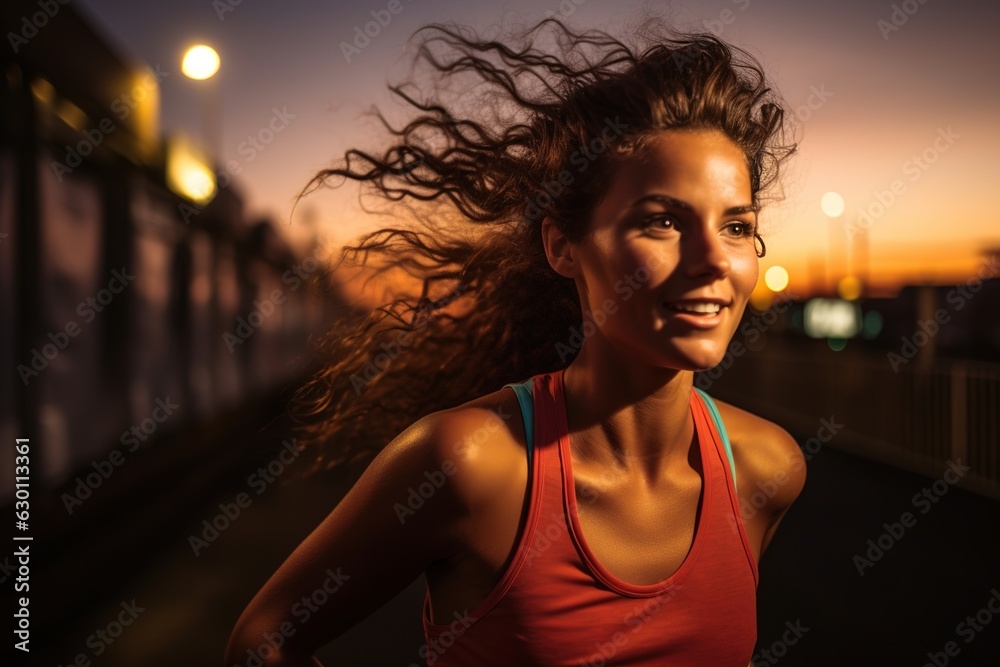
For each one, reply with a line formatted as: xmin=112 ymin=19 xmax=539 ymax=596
xmin=561 ymin=339 xmax=696 ymax=489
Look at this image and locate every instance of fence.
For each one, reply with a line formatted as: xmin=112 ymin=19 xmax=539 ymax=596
xmin=707 ymin=339 xmax=1000 ymax=501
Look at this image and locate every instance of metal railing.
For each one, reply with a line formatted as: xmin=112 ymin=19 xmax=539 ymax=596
xmin=707 ymin=340 xmax=1000 ymax=501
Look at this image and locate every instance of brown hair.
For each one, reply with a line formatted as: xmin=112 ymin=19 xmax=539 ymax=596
xmin=291 ymin=11 xmax=796 ymax=476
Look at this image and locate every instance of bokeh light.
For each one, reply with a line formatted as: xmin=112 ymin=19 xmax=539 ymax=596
xmin=182 ymin=45 xmax=221 ymax=80
xmin=821 ymin=191 xmax=845 ymax=217
xmin=862 ymin=310 xmax=884 ymax=339
xmin=764 ymin=265 xmax=789 ymax=292
xmin=837 ymin=275 xmax=863 ymax=300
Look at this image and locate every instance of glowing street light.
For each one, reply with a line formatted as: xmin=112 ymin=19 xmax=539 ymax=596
xmin=820 ymin=191 xmax=845 ymax=217
xmin=166 ymin=134 xmax=217 ymax=205
xmin=822 ymin=191 xmax=845 ymax=295
xmin=764 ymin=265 xmax=789 ymax=292
xmin=182 ymin=45 xmax=220 ymax=80
xmin=181 ymin=44 xmax=222 ymax=166
xmin=837 ymin=275 xmax=863 ymax=301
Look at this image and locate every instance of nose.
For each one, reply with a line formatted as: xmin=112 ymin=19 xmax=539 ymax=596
xmin=682 ymin=223 xmax=731 ymax=278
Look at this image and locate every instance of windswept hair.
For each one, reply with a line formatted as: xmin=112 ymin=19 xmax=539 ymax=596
xmin=291 ymin=10 xmax=796 ymax=476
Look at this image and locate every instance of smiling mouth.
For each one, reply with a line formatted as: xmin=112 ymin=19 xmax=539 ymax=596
xmin=663 ymin=302 xmax=724 ymax=315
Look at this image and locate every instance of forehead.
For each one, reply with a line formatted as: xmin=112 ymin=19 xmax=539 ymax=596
xmin=598 ymin=128 xmax=752 ymax=215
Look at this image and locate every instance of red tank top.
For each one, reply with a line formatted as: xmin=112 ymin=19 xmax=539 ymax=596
xmin=421 ymin=368 xmax=759 ymax=666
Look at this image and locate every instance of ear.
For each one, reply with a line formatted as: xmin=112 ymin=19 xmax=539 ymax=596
xmin=541 ymin=215 xmax=581 ymax=279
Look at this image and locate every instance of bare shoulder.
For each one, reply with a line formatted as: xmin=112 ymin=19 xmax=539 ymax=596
xmin=711 ymin=397 xmax=807 ymax=515
xmin=224 ymin=385 xmax=531 ymax=657
xmin=417 ymin=385 xmax=529 ymax=513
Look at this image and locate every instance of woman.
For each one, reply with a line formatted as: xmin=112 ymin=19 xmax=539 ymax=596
xmin=225 ymin=12 xmax=804 ymax=667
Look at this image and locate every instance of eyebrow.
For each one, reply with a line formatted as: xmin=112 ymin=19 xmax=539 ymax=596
xmin=629 ymin=193 xmax=758 ymax=216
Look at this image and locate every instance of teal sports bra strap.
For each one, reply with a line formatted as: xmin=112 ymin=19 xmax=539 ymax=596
xmin=502 ymin=379 xmax=737 ymax=492
xmin=693 ymin=387 xmax=738 ymax=492
xmin=503 ymin=377 xmax=535 ymax=474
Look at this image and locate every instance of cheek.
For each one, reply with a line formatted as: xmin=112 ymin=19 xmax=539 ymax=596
xmin=618 ymin=244 xmax=656 ymax=276
xmin=731 ymin=252 xmax=759 ymax=298
xmin=583 ymin=235 xmax=645 ymax=293
xmin=611 ymin=230 xmax=674 ymax=276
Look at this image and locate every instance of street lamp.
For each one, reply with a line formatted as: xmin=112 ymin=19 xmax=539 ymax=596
xmin=182 ymin=45 xmax=220 ymax=79
xmin=182 ymin=44 xmax=222 ymax=165
xmin=821 ymin=191 xmax=845 ymax=296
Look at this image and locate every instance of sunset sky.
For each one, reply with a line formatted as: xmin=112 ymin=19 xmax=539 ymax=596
xmin=75 ymin=0 xmax=999 ymax=298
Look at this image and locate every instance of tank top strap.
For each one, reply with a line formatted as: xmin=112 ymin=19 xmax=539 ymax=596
xmin=421 ymin=371 xmax=759 ymax=665
xmin=503 ymin=376 xmax=536 ymax=475
xmin=505 ymin=378 xmax=738 ymax=492
xmin=692 ymin=387 xmax=737 ymax=493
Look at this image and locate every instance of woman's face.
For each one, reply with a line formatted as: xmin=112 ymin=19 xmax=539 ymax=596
xmin=552 ymin=128 xmax=759 ymax=372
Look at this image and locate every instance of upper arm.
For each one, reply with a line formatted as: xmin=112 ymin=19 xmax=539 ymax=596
xmin=226 ymin=406 xmax=514 ymax=660
xmin=719 ymin=400 xmax=807 ymax=559
xmin=752 ymin=421 xmax=807 ymax=556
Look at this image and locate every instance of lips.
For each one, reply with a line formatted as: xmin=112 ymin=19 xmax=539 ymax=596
xmin=662 ymin=297 xmax=731 ymax=315
xmin=663 ymin=302 xmax=723 ymax=315
xmin=660 ymin=298 xmax=731 ymax=329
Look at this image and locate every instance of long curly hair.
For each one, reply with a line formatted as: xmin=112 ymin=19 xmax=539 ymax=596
xmin=291 ymin=11 xmax=797 ymax=476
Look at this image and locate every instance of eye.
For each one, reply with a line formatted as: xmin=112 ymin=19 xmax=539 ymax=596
xmin=641 ymin=215 xmax=676 ymax=232
xmin=724 ymin=221 xmax=756 ymax=238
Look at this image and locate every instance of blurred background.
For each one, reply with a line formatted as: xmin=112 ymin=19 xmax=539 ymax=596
xmin=0 ymin=0 xmax=997 ymax=665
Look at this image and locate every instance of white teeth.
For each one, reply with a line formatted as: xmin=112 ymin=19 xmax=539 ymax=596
xmin=666 ymin=302 xmax=722 ymax=314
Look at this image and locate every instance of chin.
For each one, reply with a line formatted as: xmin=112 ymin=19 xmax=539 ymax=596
xmin=666 ymin=343 xmax=731 ymax=373
xmin=685 ymin=358 xmax=725 ymax=373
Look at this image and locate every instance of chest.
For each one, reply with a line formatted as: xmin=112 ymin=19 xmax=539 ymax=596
xmin=428 ymin=426 xmax=762 ymax=624
xmin=570 ymin=475 xmax=705 ymax=585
